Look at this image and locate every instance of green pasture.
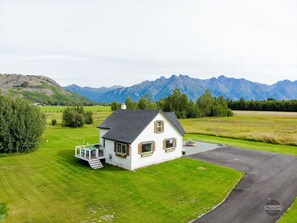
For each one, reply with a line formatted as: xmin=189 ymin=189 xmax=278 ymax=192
xmin=1 ymin=107 xmax=297 ymax=222
xmin=0 ymin=125 xmax=242 ymax=223
xmin=181 ymin=110 xmax=297 ymax=146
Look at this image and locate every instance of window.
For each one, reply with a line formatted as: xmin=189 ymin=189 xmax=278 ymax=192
xmin=116 ymin=143 xmax=127 ymax=155
xmin=165 ymin=139 xmax=175 ymax=148
xmin=138 ymin=141 xmax=155 ymax=157
xmin=163 ymin=138 xmax=176 ymax=152
xmin=142 ymin=142 xmax=153 ymax=153
xmin=155 ymin=120 xmax=164 ymax=133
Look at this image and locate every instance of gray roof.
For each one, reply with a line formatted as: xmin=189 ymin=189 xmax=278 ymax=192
xmin=98 ymin=109 xmax=185 ymax=144
xmin=163 ymin=112 xmax=186 ymax=136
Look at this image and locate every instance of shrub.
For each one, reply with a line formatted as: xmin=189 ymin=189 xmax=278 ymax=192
xmin=51 ymin=119 xmax=57 ymax=126
xmin=84 ymin=111 xmax=93 ymax=124
xmin=0 ymin=203 xmax=7 ymax=221
xmin=0 ymin=95 xmax=45 ymax=153
xmin=62 ymin=106 xmax=92 ymax=127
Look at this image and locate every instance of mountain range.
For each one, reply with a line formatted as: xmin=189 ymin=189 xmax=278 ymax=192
xmin=64 ymin=75 xmax=297 ymax=102
xmin=0 ymin=74 xmax=92 ymax=105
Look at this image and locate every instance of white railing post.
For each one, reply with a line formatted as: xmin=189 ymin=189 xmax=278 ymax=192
xmin=84 ymin=149 xmax=86 ymax=159
xmin=89 ymin=150 xmax=91 ymax=160
xmin=96 ymin=149 xmax=99 ymax=158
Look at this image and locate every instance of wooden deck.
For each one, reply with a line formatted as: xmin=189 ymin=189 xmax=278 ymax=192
xmin=75 ymin=144 xmax=105 ymax=161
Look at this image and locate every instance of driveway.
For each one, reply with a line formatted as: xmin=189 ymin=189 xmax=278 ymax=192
xmin=189 ymin=146 xmax=297 ymax=223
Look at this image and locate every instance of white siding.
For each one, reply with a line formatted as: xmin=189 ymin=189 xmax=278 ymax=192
xmin=99 ymin=128 xmax=108 ymax=145
xmin=104 ymin=139 xmax=132 ymax=170
xmin=130 ymin=113 xmax=182 ymax=170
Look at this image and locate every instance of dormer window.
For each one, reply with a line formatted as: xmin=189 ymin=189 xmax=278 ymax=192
xmin=154 ymin=120 xmax=164 ymax=133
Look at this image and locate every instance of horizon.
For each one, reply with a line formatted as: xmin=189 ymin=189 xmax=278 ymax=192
xmin=62 ymin=74 xmax=296 ymax=88
xmin=0 ymin=1 xmax=296 ymax=87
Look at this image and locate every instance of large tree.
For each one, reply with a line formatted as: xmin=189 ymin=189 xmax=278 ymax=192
xmin=0 ymin=95 xmax=45 ymax=153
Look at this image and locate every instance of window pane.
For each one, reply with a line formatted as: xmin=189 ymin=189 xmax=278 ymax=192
xmin=156 ymin=121 xmax=163 ymax=133
xmin=166 ymin=139 xmax=174 ymax=148
xmin=122 ymin=145 xmax=126 ymax=154
xmin=142 ymin=143 xmax=152 ymax=153
xmin=117 ymin=144 xmax=121 ymax=152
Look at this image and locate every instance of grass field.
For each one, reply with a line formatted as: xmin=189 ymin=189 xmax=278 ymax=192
xmin=1 ymin=107 xmax=297 ymax=222
xmin=278 ymin=198 xmax=297 ymax=223
xmin=181 ymin=110 xmax=297 ymax=146
xmin=41 ymin=106 xmax=112 ymax=125
xmin=184 ymin=134 xmax=297 ymax=156
xmin=0 ymin=124 xmax=242 ymax=222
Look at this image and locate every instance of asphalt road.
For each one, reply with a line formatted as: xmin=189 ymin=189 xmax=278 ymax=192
xmin=189 ymin=147 xmax=297 ymax=223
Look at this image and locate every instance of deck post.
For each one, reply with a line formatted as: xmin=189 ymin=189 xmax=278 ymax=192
xmin=96 ymin=149 xmax=99 ymax=158
xmin=84 ymin=149 xmax=86 ymax=159
xmin=89 ymin=150 xmax=91 ymax=160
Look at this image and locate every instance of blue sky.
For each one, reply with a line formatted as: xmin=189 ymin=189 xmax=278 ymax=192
xmin=0 ymin=0 xmax=296 ymax=87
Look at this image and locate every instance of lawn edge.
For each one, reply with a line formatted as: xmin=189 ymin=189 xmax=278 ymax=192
xmin=277 ymin=196 xmax=297 ymax=223
xmin=188 ymin=163 xmax=245 ymax=223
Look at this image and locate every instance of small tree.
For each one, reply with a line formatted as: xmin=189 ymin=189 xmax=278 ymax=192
xmin=84 ymin=111 xmax=93 ymax=124
xmin=62 ymin=106 xmax=85 ymax=127
xmin=51 ymin=119 xmax=57 ymax=126
xmin=111 ymin=102 xmax=120 ymax=111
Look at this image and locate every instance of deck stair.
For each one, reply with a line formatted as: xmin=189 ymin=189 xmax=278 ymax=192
xmin=88 ymin=159 xmax=104 ymax=169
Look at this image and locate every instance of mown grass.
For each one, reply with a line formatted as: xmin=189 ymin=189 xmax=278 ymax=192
xmin=278 ymin=198 xmax=297 ymax=223
xmin=0 ymin=125 xmax=242 ymax=223
xmin=181 ymin=110 xmax=297 ymax=146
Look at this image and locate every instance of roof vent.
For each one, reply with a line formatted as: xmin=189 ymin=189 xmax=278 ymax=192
xmin=121 ymin=103 xmax=126 ymax=110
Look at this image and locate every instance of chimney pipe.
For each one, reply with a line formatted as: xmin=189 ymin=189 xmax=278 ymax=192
xmin=121 ymin=103 xmax=126 ymax=110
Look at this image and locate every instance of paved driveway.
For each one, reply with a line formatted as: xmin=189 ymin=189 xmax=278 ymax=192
xmin=189 ymin=147 xmax=297 ymax=223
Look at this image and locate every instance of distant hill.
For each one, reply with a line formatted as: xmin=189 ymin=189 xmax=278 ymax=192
xmin=64 ymin=75 xmax=297 ymax=102
xmin=0 ymin=74 xmax=93 ymax=105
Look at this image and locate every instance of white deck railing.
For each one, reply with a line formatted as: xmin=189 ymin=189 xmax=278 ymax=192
xmin=75 ymin=144 xmax=105 ymax=160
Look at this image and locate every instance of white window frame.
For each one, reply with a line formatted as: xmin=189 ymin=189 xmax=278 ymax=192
xmin=141 ymin=141 xmax=153 ymax=154
xmin=116 ymin=143 xmax=127 ymax=155
xmin=156 ymin=120 xmax=163 ymax=133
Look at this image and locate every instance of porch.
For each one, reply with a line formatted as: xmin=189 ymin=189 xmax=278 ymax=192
xmin=74 ymin=144 xmax=105 ymax=161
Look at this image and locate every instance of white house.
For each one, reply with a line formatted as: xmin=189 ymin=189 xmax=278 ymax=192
xmin=75 ymin=108 xmax=185 ymax=170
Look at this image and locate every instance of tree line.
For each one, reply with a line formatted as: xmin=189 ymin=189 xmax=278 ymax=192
xmin=228 ymin=98 xmax=297 ymax=112
xmin=111 ymin=89 xmax=233 ymax=118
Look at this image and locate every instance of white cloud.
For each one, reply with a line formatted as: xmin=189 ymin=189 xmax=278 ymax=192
xmin=0 ymin=0 xmax=296 ymax=87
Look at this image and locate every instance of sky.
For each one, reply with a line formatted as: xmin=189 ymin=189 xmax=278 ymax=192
xmin=0 ymin=0 xmax=296 ymax=87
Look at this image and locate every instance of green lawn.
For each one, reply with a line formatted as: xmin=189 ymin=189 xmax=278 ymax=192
xmin=0 ymin=125 xmax=242 ymax=223
xmin=184 ymin=133 xmax=297 ymax=156
xmin=278 ymin=198 xmax=297 ymax=223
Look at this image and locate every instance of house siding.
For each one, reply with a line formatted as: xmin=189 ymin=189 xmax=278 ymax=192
xmin=130 ymin=113 xmax=182 ymax=170
xmin=104 ymin=139 xmax=132 ymax=170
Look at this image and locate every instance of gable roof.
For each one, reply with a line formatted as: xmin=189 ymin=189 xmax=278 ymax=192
xmin=162 ymin=112 xmax=186 ymax=136
xmin=98 ymin=109 xmax=185 ymax=144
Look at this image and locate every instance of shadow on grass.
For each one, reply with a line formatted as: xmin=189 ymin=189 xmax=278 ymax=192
xmin=56 ymin=149 xmax=126 ymax=172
